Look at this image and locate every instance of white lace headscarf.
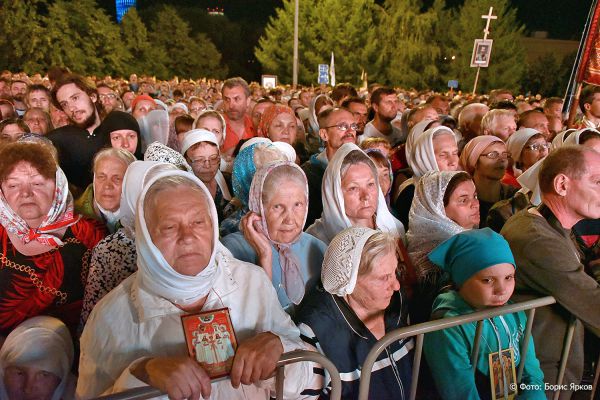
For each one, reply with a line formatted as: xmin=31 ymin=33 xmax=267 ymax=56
xmin=120 ymin=161 xmax=178 ymax=238
xmin=135 ymin=169 xmax=228 ymax=305
xmin=321 ymin=226 xmax=378 ymax=296
xmin=306 ymin=143 xmax=405 ymax=244
xmin=405 ymin=118 xmax=436 ymax=168
xmin=0 ymin=316 xmax=74 ymax=400
xmin=406 ymin=170 xmax=469 ymax=281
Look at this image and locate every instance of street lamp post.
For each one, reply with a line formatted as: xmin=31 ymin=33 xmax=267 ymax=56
xmin=293 ymin=0 xmax=299 ymax=88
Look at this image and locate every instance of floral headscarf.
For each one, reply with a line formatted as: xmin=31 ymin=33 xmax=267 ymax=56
xmin=0 ymin=167 xmax=80 ymax=247
xmin=248 ymin=161 xmax=308 ymax=304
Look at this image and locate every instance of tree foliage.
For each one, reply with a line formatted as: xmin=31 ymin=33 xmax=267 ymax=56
xmin=120 ymin=8 xmax=168 ymax=78
xmin=256 ymin=0 xmax=529 ymax=90
xmin=0 ymin=0 xmax=225 ymax=79
xmin=255 ymin=0 xmax=378 ymax=85
xmin=441 ymin=0 xmax=526 ymax=93
xmin=148 ymin=6 xmax=227 ymax=79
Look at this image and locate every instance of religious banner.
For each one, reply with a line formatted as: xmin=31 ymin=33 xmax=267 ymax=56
xmin=577 ymin=1 xmax=600 ymax=85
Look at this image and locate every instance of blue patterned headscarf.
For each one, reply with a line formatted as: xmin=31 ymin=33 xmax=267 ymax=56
xmin=232 ymin=143 xmax=261 ymax=208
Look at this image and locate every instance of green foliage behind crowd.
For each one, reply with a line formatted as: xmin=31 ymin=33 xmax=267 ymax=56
xmin=0 ymin=1 xmax=227 ymax=80
xmin=256 ymin=0 xmax=574 ymax=95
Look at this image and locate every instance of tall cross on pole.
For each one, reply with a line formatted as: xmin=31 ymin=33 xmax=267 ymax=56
xmin=472 ymin=7 xmax=497 ymax=94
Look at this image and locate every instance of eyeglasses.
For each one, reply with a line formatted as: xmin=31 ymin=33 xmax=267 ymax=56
xmin=99 ymin=93 xmax=117 ymax=100
xmin=322 ymin=122 xmax=359 ymax=132
xmin=191 ymin=154 xmax=220 ymax=166
xmin=480 ymin=151 xmax=511 ymax=160
xmin=524 ymin=143 xmax=550 ymax=152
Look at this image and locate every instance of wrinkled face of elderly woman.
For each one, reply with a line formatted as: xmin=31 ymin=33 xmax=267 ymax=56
xmin=4 ymin=365 xmax=61 ymax=400
xmin=262 ymin=170 xmax=307 ymax=243
xmin=145 ymin=183 xmax=214 ymax=275
xmin=1 ymin=161 xmax=55 ymax=229
xmin=93 ymin=156 xmax=128 ymax=212
xmin=341 ymin=161 xmax=378 ymax=228
xmin=350 ymin=245 xmax=400 ymax=313
xmin=432 ymin=132 xmax=459 ymax=171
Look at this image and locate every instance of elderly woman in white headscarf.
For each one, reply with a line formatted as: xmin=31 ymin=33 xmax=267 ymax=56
xmin=296 ymin=227 xmax=413 ymax=399
xmin=79 ymin=161 xmax=177 ymax=328
xmin=1 ymin=316 xmax=74 ymax=400
xmin=394 ymin=125 xmax=459 ymax=228
xmin=306 ymin=143 xmax=404 ymax=244
xmin=222 ymin=161 xmax=327 ymax=313
xmin=181 ymin=129 xmax=231 ymax=222
xmin=503 ymin=128 xmax=549 ymax=188
xmin=406 ymin=171 xmax=479 ymax=323
xmin=78 ymin=169 xmax=320 ymax=399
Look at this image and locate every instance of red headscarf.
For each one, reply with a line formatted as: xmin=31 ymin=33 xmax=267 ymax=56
xmin=257 ymin=104 xmax=295 ymax=138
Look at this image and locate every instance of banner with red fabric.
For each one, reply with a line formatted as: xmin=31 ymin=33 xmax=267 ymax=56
xmin=578 ymin=2 xmax=600 ymax=85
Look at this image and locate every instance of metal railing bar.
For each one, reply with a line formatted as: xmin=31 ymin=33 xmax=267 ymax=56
xmin=553 ymin=316 xmax=577 ymax=400
xmin=92 ymin=350 xmax=341 ymax=400
xmin=517 ymin=308 xmax=536 ymax=382
xmin=409 ymin=334 xmax=424 ymax=400
xmin=471 ymin=320 xmax=484 ymax=374
xmin=358 ymin=296 xmax=556 ymax=400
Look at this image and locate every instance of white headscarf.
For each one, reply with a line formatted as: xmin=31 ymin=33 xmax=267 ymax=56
xmin=135 ymin=170 xmax=227 ymax=305
xmin=0 ymin=316 xmax=74 ymax=400
xmin=563 ymin=127 xmax=600 ymax=146
xmin=552 ymin=129 xmax=576 ymax=149
xmin=410 ymin=126 xmax=457 ymax=178
xmin=306 ymin=143 xmax=405 ymax=244
xmin=506 ymin=128 xmax=541 ymax=165
xmin=406 ymin=171 xmax=468 ymax=281
xmin=180 ymin=129 xmax=232 ymax=201
xmin=120 ymin=161 xmax=177 ymax=237
xmin=517 ymin=158 xmax=544 ymax=206
xmin=321 ymin=226 xmax=378 ymax=296
xmin=405 ymin=118 xmax=436 ymax=168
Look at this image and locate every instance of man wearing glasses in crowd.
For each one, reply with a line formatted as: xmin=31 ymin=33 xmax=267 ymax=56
xmin=302 ymin=107 xmax=358 ymax=227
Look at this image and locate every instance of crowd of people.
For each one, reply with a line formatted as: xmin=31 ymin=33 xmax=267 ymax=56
xmin=1 ymin=67 xmax=600 ymax=400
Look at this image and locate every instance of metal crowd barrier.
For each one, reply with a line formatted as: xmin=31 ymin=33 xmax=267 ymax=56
xmin=91 ymin=349 xmax=341 ymax=400
xmin=357 ymin=296 xmax=568 ymax=400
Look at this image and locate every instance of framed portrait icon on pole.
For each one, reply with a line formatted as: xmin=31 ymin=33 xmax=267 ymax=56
xmin=470 ymin=39 xmax=493 ymax=68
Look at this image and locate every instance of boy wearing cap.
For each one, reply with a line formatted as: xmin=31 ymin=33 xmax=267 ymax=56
xmin=423 ymin=228 xmax=545 ymax=399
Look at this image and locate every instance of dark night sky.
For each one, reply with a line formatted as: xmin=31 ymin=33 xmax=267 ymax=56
xmin=105 ymin=0 xmax=593 ymax=40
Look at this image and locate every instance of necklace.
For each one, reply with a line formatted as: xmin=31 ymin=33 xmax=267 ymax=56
xmin=0 ymin=237 xmax=84 ymax=305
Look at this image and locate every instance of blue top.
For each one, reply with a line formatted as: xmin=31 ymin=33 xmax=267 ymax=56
xmin=221 ymin=231 xmax=327 ymax=311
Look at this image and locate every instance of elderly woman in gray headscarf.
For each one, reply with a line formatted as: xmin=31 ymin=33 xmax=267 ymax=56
xmin=406 ymin=170 xmax=479 ymax=323
xmin=1 ymin=316 xmax=74 ymax=400
xmin=306 ymin=143 xmax=404 ymax=244
xmin=296 ymin=226 xmax=413 ymax=399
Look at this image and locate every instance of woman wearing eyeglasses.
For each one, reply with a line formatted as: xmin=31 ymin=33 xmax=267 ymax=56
xmin=504 ymin=128 xmax=550 ymax=188
xmin=181 ymin=129 xmax=232 ymax=223
xmin=460 ymin=136 xmax=517 ymax=228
